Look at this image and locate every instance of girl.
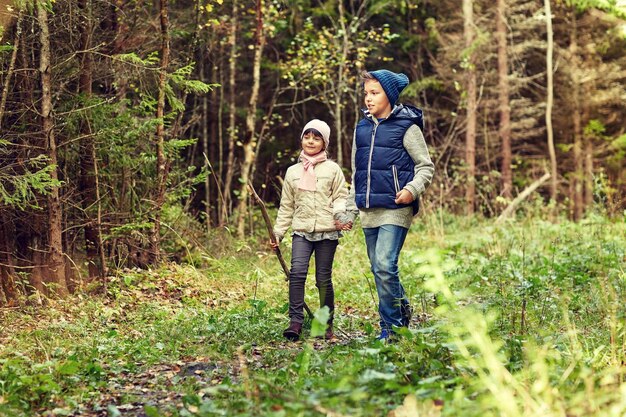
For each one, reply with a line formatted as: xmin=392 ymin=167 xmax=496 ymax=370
xmin=272 ymin=119 xmax=353 ymax=341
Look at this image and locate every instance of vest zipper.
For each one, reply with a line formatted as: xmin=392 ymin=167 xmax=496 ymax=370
xmin=366 ymin=123 xmax=378 ymax=208
xmin=392 ymin=165 xmax=400 ymax=194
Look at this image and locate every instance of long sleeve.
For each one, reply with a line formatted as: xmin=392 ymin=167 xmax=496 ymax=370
xmin=402 ymin=124 xmax=435 ymax=199
xmin=273 ymin=171 xmax=295 ymax=241
xmin=346 ymin=130 xmax=359 ymax=215
xmin=331 ymin=164 xmax=356 ymax=225
xmin=330 ymin=164 xmax=348 ymax=214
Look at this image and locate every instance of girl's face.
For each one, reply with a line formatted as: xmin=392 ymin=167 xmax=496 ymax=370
xmin=363 ymin=79 xmax=392 ymax=119
xmin=301 ymin=132 xmax=325 ymax=156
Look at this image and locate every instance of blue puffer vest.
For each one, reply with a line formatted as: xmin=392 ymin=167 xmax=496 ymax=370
xmin=354 ymin=104 xmax=423 ymax=214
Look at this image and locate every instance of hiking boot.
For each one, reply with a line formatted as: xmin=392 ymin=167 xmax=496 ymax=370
xmin=283 ymin=322 xmax=302 ymax=341
xmin=401 ymin=304 xmax=413 ymax=327
xmin=324 ymin=326 xmax=335 ymax=340
xmin=322 ymin=324 xmax=335 ymax=340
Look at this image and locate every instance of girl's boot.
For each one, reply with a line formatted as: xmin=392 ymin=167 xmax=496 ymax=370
xmin=324 ymin=323 xmax=334 ymax=340
xmin=283 ymin=322 xmax=302 ymax=341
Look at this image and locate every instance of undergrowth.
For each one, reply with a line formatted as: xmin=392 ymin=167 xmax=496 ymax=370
xmin=0 ymin=212 xmax=624 ymax=416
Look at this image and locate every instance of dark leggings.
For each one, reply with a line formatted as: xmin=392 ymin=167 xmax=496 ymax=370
xmin=288 ymin=235 xmax=338 ymax=324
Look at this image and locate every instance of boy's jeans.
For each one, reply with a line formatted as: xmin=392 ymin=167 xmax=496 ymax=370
xmin=288 ymin=235 xmax=338 ymax=324
xmin=363 ymin=225 xmax=410 ymax=330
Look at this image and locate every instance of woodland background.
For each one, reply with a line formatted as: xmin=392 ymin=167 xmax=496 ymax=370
xmin=0 ymin=0 xmax=625 ymax=300
xmin=0 ymin=1 xmax=625 ymax=416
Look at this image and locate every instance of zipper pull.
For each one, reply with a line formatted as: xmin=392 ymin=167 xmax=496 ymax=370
xmin=392 ymin=165 xmax=400 ymax=194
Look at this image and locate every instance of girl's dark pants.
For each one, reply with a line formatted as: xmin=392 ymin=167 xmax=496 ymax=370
xmin=289 ymin=235 xmax=338 ymax=324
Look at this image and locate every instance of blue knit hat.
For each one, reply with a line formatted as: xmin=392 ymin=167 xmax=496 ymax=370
xmin=369 ymin=70 xmax=409 ymax=106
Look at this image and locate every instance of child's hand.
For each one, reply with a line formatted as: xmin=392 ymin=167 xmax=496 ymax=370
xmin=394 ymin=189 xmax=414 ymax=205
xmin=334 ymin=220 xmax=353 ymax=231
xmin=270 ymin=239 xmax=279 ymax=250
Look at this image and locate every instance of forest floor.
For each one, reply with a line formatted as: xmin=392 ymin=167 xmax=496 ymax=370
xmin=0 ymin=212 xmax=625 ymax=417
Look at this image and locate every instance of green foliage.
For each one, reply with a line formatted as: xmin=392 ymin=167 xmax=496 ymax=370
xmin=584 ymin=119 xmax=606 ymax=137
xmin=109 ymin=222 xmax=153 ymax=236
xmin=280 ymin=15 xmax=397 ymax=101
xmin=310 ymin=306 xmax=330 ymax=337
xmin=114 ymin=52 xmax=160 ymax=67
xmin=565 ymin=0 xmax=626 ymax=18
xmin=53 ymin=83 xmax=203 ymax=268
xmin=0 ymin=215 xmax=624 ymax=416
xmin=611 ymin=133 xmax=626 ymax=149
xmin=113 ymin=54 xmax=213 ymax=114
xmin=414 ymin=223 xmax=626 ymax=415
xmin=0 ymin=151 xmax=61 ymax=209
xmin=170 ymin=64 xmax=215 ymax=95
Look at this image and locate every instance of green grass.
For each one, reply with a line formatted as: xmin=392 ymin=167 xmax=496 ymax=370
xmin=0 ymin=212 xmax=624 ymax=416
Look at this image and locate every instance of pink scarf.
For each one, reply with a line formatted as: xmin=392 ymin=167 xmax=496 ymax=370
xmin=298 ymin=151 xmax=327 ymax=191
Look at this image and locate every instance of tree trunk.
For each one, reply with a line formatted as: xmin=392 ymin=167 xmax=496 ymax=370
xmin=30 ymin=235 xmax=46 ymax=298
xmin=0 ymin=223 xmax=18 ymax=304
xmin=236 ymin=0 xmax=265 ymax=238
xmin=150 ymin=0 xmax=171 ymax=264
xmin=37 ymin=0 xmax=67 ymax=296
xmin=113 ymin=0 xmax=128 ymax=105
xmin=222 ymin=0 xmax=238 ymax=225
xmin=569 ymin=12 xmax=583 ymax=221
xmin=0 ymin=8 xmax=22 ymax=131
xmin=463 ymin=0 xmax=477 ymax=216
xmin=17 ymin=20 xmax=34 ymax=111
xmin=545 ymin=0 xmax=558 ymax=204
xmin=497 ymin=0 xmax=512 ymax=200
xmin=201 ymin=56 xmax=212 ymax=230
xmin=250 ymin=89 xmax=277 ymax=185
xmin=583 ymin=85 xmax=593 ymax=208
xmin=78 ymin=0 xmax=102 ymax=279
xmin=216 ymin=48 xmax=226 ymax=226
xmin=334 ymin=0 xmax=349 ymax=167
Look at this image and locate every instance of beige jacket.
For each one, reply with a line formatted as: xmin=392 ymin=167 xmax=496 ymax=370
xmin=274 ymin=160 xmax=348 ymax=241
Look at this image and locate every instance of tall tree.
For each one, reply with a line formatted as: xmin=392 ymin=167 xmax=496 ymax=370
xmin=569 ymin=10 xmax=584 ymax=221
xmin=0 ymin=8 xmax=21 ymax=130
xmin=497 ymin=0 xmax=512 ymax=200
xmin=236 ymin=0 xmax=265 ymax=238
xmin=463 ymin=0 xmax=477 ymax=215
xmin=545 ymin=0 xmax=558 ymax=203
xmin=583 ymin=83 xmax=593 ymax=209
xmin=221 ymin=0 xmax=238 ymax=226
xmin=150 ymin=0 xmax=171 ymax=263
xmin=77 ymin=0 xmax=103 ymax=279
xmin=560 ymin=0 xmax=626 ymax=217
xmin=37 ymin=0 xmax=67 ymax=295
xmin=330 ymin=1 xmax=356 ymax=166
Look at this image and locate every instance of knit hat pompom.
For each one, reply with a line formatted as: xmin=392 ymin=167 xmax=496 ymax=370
xmin=369 ymin=70 xmax=409 ymax=106
xmin=301 ymin=119 xmax=331 ymax=150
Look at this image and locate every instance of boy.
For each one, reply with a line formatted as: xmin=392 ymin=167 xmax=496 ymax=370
xmin=347 ymin=69 xmax=435 ymax=341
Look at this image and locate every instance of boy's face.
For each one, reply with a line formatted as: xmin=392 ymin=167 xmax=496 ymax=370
xmin=363 ymin=79 xmax=392 ymax=119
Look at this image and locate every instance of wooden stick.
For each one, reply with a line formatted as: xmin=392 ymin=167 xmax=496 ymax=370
xmin=248 ymin=182 xmax=314 ymax=319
